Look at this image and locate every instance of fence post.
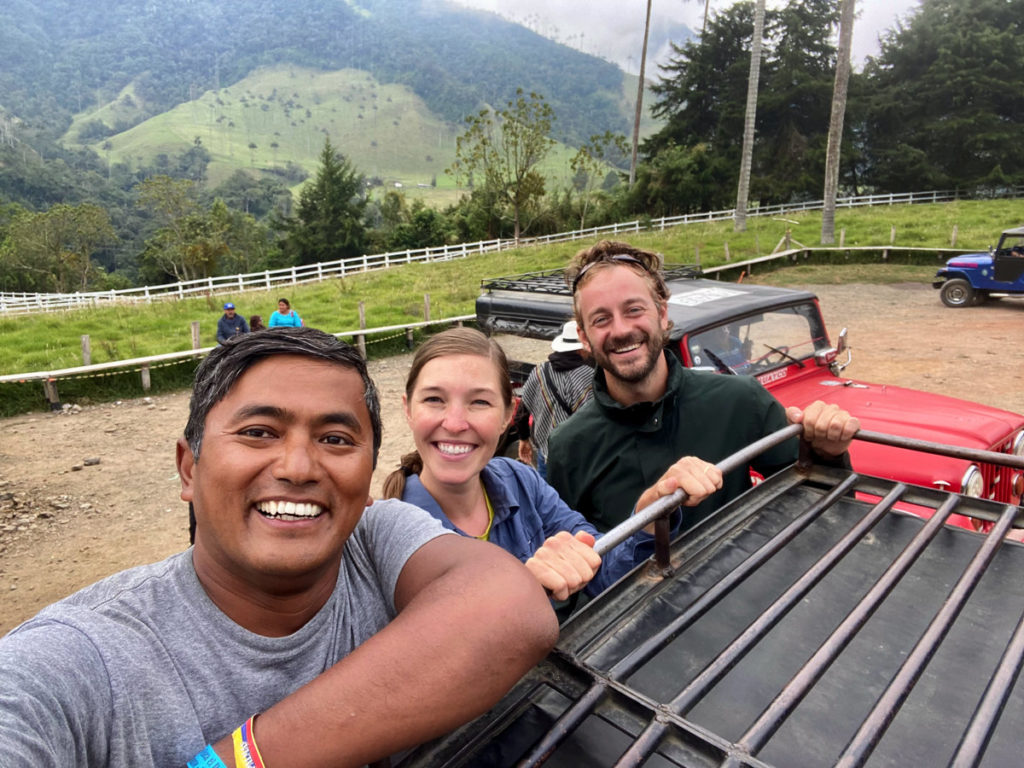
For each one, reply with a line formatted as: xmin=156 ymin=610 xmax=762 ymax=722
xmin=81 ymin=335 xmax=92 ymax=365
xmin=356 ymin=301 xmax=367 ymax=359
xmin=140 ymin=364 xmax=151 ymax=391
xmin=424 ymin=293 xmax=431 ymax=322
xmin=191 ymin=321 xmax=201 ymax=349
xmin=839 ymin=228 xmax=846 ymax=248
xmin=951 ymin=224 xmax=958 ymax=247
xmin=405 ymin=327 xmax=415 ymax=350
xmin=724 ymin=242 xmax=730 ymax=262
xmin=43 ymin=379 xmax=61 ymax=410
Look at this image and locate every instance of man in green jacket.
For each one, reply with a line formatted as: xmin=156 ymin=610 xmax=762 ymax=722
xmin=546 ymin=241 xmax=859 ymax=533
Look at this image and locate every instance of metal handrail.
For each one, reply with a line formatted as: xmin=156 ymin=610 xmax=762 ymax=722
xmin=595 ymin=425 xmax=1024 ymax=559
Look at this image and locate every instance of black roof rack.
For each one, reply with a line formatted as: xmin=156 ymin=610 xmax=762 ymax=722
xmin=399 ymin=432 xmax=1024 ymax=768
xmin=481 ymin=265 xmax=702 ymax=296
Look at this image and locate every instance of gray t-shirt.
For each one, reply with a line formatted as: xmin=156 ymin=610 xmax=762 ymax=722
xmin=0 ymin=499 xmax=450 ymax=767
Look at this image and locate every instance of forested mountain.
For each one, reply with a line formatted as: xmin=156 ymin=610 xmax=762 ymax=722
xmin=3 ymin=0 xmax=1019 ymax=295
xmin=0 ymin=0 xmax=666 ymax=290
xmin=1 ymin=0 xmax=632 ymax=148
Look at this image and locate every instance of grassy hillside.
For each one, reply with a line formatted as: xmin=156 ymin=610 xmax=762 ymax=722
xmin=2 ymin=197 xmax=1015 ymax=415
xmin=69 ymin=65 xmax=635 ymax=204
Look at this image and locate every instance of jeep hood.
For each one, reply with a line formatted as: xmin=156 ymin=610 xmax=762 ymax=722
xmin=779 ymin=376 xmax=1022 ymax=449
xmin=944 ymin=253 xmax=993 ymax=269
xmin=772 ymin=375 xmax=1023 ymax=490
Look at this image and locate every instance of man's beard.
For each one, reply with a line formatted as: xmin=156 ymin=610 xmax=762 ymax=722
xmin=593 ymin=330 xmax=664 ymax=385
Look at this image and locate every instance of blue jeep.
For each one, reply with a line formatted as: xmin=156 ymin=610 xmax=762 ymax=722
xmin=933 ymin=225 xmax=1024 ymax=307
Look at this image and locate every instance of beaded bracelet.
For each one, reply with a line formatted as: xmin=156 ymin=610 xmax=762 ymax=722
xmin=232 ymin=714 xmax=266 ymax=768
xmin=187 ymin=745 xmax=228 ymax=768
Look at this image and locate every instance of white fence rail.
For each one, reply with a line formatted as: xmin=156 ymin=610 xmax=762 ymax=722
xmin=0 ymin=315 xmax=476 ymax=408
xmin=1 ymin=187 xmax=1016 ymax=316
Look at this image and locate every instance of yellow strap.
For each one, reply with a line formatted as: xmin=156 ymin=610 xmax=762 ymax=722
xmin=232 ymin=724 xmax=248 ymax=768
xmin=476 ymin=486 xmax=495 ymax=542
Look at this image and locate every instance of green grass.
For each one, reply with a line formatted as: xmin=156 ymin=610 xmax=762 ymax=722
xmin=0 ymin=198 xmax=1018 ymax=415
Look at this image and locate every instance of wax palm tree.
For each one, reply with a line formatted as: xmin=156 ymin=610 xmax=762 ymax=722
xmin=629 ymin=0 xmax=654 ymax=187
xmin=821 ymin=0 xmax=856 ymax=244
xmin=734 ymin=0 xmax=766 ymax=232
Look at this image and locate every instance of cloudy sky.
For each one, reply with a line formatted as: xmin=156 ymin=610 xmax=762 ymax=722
xmin=446 ymin=0 xmax=921 ymax=75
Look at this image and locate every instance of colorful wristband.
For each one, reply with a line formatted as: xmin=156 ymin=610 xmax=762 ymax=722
xmin=187 ymin=745 xmax=228 ymax=768
xmin=232 ymin=715 xmax=265 ymax=768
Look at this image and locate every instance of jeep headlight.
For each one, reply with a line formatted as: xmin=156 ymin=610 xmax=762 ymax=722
xmin=1011 ymin=431 xmax=1024 ymax=457
xmin=961 ymin=465 xmax=984 ymax=498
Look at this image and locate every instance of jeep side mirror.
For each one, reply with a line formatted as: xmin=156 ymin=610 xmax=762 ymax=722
xmin=830 ymin=328 xmax=851 ymax=375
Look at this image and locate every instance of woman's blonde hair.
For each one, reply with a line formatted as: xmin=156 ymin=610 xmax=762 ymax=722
xmin=381 ymin=327 xmax=513 ymax=499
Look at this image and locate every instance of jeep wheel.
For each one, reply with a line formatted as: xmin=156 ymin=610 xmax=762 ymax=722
xmin=940 ymin=278 xmax=975 ymax=308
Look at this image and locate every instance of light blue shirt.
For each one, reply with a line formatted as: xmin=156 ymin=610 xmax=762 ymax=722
xmin=268 ymin=309 xmax=302 ymax=327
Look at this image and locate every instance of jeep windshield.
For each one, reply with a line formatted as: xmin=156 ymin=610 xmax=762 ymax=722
xmin=686 ymin=304 xmax=830 ymax=376
xmin=996 ymin=226 xmax=1024 ymax=255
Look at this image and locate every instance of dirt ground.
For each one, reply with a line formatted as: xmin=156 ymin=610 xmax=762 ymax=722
xmin=1 ymin=283 xmax=1022 ymax=634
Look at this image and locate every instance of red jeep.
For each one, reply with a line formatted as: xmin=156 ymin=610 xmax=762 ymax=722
xmin=477 ymin=268 xmax=1024 ymax=528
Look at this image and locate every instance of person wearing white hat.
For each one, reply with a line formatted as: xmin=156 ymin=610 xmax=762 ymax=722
xmin=516 ymin=320 xmax=595 ymax=479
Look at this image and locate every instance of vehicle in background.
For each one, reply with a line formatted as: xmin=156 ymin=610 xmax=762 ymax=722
xmin=476 ymin=268 xmax=1024 ymax=530
xmin=933 ymin=225 xmax=1024 ymax=307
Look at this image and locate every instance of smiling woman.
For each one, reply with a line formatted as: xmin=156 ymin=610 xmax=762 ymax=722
xmin=380 ymin=327 xmax=706 ymax=603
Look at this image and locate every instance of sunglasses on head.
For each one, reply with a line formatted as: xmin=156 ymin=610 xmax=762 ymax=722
xmin=571 ymin=254 xmax=648 ymax=294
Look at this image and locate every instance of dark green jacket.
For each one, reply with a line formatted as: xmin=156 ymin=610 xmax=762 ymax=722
xmin=546 ymin=354 xmax=798 ymax=533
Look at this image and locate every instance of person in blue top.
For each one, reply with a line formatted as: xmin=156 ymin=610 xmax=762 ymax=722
xmin=268 ymin=297 xmax=303 ymax=327
xmin=382 ymin=327 xmax=724 ymax=601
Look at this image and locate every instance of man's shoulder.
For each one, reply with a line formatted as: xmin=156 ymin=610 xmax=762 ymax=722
xmin=2 ymin=551 xmax=194 ymax=670
xmin=349 ymin=499 xmax=451 ymax=554
xmin=52 ymin=550 xmax=187 ymax=605
xmin=549 ymin=395 xmax=602 ymax=440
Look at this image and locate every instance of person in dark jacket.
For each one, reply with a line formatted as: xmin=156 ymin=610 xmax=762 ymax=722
xmin=215 ymin=302 xmax=249 ymax=344
xmin=547 ymin=240 xmax=860 ymax=533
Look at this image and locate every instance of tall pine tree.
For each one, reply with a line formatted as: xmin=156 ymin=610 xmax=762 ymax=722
xmin=280 ymin=138 xmax=367 ymax=265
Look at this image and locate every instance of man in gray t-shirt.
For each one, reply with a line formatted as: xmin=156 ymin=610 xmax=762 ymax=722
xmin=0 ymin=328 xmax=557 ymax=768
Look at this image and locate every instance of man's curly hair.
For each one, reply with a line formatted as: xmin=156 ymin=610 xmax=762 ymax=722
xmin=566 ymin=240 xmax=671 ymax=326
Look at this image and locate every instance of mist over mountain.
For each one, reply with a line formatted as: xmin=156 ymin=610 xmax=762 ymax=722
xmin=1 ymin=0 xmax=635 ymax=148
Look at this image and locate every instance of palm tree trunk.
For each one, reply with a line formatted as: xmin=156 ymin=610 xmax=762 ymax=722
xmin=821 ymin=0 xmax=856 ymax=244
xmin=734 ymin=0 xmax=766 ymax=232
xmin=629 ymin=0 xmax=653 ymax=188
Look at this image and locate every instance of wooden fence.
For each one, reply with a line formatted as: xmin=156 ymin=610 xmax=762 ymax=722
xmin=5 ymin=186 xmax=1016 ymax=316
